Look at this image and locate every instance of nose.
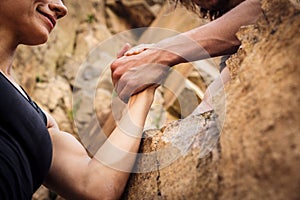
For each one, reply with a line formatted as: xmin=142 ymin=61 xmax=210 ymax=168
xmin=49 ymin=1 xmax=68 ymax=19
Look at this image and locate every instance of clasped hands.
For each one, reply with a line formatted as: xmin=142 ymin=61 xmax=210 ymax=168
xmin=111 ymin=43 xmax=171 ymax=103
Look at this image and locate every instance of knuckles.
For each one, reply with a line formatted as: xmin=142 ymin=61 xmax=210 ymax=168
xmin=110 ymin=60 xmax=118 ymax=72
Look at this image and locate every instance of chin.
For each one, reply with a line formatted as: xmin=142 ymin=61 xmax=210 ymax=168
xmin=23 ymin=33 xmax=49 ymax=46
xmin=25 ymin=40 xmax=48 ymax=46
xmin=34 ymin=37 xmax=49 ymax=45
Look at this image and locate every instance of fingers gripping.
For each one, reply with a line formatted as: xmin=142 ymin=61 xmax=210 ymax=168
xmin=117 ymin=43 xmax=131 ymax=58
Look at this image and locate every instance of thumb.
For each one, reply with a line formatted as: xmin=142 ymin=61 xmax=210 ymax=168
xmin=117 ymin=43 xmax=131 ymax=58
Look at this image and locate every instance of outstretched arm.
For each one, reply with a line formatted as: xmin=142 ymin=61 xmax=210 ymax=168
xmin=153 ymin=0 xmax=261 ymax=64
xmin=111 ymin=0 xmax=262 ymax=102
xmin=44 ymin=87 xmax=155 ymax=200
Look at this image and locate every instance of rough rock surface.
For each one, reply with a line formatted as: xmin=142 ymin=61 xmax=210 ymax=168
xmin=122 ymin=111 xmax=221 ymax=200
xmin=219 ymin=0 xmax=300 ymax=198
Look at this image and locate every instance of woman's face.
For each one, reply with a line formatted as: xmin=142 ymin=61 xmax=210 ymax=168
xmin=0 ymin=0 xmax=68 ymax=46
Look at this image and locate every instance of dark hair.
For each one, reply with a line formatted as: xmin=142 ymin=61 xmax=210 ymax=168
xmin=173 ymin=0 xmax=244 ymax=20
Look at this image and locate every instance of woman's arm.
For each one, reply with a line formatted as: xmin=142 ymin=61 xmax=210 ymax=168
xmin=44 ymin=87 xmax=155 ymax=200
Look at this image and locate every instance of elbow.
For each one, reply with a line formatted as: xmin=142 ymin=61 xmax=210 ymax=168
xmin=103 ymin=178 xmax=126 ymax=200
xmin=80 ymin=177 xmax=126 ymax=200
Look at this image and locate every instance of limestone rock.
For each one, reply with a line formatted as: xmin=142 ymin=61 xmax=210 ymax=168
xmin=106 ymin=0 xmax=163 ymax=29
xmin=95 ymin=88 xmax=113 ymax=127
xmin=219 ymin=1 xmax=300 ymax=199
xmin=122 ymin=111 xmax=220 ymax=199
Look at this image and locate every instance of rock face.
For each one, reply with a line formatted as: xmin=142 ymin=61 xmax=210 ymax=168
xmin=219 ymin=0 xmax=300 ymax=198
xmin=122 ymin=111 xmax=221 ymax=200
xmin=121 ymin=0 xmax=300 ymax=199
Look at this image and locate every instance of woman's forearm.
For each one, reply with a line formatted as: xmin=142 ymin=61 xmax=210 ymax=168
xmin=89 ymin=88 xmax=156 ymax=199
xmin=94 ymin=87 xmax=155 ymax=163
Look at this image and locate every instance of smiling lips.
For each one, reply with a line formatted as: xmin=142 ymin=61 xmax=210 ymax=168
xmin=37 ymin=10 xmax=56 ymax=30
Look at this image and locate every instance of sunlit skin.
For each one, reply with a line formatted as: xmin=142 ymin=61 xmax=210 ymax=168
xmin=0 ymin=0 xmax=156 ymax=199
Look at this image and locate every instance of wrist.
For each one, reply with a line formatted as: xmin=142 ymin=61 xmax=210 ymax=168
xmin=127 ymin=89 xmax=155 ymax=127
xmin=146 ymin=48 xmax=184 ymax=67
xmin=128 ymin=88 xmax=155 ymax=108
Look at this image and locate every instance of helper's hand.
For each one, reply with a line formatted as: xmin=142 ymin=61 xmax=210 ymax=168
xmin=111 ymin=46 xmax=170 ymax=103
xmin=124 ymin=43 xmax=154 ymax=56
xmin=117 ymin=43 xmax=132 ymax=58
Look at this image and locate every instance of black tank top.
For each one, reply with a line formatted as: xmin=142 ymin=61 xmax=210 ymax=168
xmin=0 ymin=73 xmax=52 ymax=199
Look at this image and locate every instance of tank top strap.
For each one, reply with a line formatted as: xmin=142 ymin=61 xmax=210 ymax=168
xmin=19 ymin=86 xmax=48 ymax=126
